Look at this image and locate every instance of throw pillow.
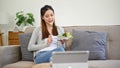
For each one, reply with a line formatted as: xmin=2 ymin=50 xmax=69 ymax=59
xmin=18 ymin=32 xmax=33 ymax=61
xmin=71 ymin=29 xmax=108 ymax=60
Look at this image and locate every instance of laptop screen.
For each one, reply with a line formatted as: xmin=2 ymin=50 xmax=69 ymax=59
xmin=51 ymin=51 xmax=89 ymax=63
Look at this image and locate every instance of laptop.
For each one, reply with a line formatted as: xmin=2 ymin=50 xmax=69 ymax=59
xmin=50 ymin=51 xmax=89 ymax=68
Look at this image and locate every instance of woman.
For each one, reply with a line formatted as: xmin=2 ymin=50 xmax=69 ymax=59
xmin=28 ymin=5 xmax=66 ymax=64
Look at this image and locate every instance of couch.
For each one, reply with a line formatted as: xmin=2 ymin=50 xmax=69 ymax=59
xmin=0 ymin=25 xmax=120 ymax=68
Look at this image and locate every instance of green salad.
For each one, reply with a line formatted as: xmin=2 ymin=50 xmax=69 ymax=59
xmin=58 ymin=32 xmax=73 ymax=40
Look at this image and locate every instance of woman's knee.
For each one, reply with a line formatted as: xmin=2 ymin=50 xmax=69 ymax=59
xmin=34 ymin=51 xmax=51 ymax=64
xmin=53 ymin=47 xmax=65 ymax=52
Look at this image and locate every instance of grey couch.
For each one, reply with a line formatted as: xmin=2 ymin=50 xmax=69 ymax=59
xmin=0 ymin=25 xmax=120 ymax=68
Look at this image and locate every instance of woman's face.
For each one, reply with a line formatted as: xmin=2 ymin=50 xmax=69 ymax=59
xmin=42 ymin=9 xmax=55 ymax=26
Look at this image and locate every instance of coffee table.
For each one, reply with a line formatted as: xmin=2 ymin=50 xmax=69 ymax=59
xmin=32 ymin=63 xmax=50 ymax=68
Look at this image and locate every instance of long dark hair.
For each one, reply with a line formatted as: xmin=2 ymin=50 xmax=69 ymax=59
xmin=40 ymin=5 xmax=58 ymax=39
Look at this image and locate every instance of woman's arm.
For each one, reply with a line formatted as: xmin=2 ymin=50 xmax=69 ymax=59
xmin=57 ymin=26 xmax=66 ymax=48
xmin=28 ymin=27 xmax=48 ymax=51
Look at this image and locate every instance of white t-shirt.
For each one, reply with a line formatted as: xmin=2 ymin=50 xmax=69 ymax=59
xmin=40 ymin=36 xmax=58 ymax=51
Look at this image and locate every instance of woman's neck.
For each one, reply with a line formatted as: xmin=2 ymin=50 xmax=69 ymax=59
xmin=47 ymin=24 xmax=53 ymax=35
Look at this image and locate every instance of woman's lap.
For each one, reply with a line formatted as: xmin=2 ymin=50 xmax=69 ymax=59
xmin=34 ymin=47 xmax=64 ymax=64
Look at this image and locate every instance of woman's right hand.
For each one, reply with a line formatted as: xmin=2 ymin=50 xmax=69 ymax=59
xmin=47 ymin=35 xmax=52 ymax=45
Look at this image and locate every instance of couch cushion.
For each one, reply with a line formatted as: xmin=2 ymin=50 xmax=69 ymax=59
xmin=18 ymin=32 xmax=33 ymax=61
xmin=71 ymin=29 xmax=108 ymax=60
xmin=2 ymin=61 xmax=34 ymax=68
xmin=88 ymin=60 xmax=120 ymax=68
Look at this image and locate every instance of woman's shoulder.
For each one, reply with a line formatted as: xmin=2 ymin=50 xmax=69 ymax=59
xmin=33 ymin=26 xmax=42 ymax=32
xmin=56 ymin=26 xmax=64 ymax=30
xmin=56 ymin=26 xmax=64 ymax=33
xmin=34 ymin=26 xmax=41 ymax=30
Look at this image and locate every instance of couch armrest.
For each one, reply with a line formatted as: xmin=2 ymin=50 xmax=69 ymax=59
xmin=0 ymin=45 xmax=21 ymax=67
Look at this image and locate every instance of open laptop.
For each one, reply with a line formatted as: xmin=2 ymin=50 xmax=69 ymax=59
xmin=50 ymin=51 xmax=89 ymax=68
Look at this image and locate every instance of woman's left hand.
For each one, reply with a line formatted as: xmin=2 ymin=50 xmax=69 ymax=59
xmin=59 ymin=39 xmax=68 ymax=44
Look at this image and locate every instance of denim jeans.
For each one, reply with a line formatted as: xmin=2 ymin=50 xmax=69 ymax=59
xmin=34 ymin=47 xmax=65 ymax=64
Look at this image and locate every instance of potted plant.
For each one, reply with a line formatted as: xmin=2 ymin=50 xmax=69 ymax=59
xmin=15 ymin=11 xmax=35 ymax=31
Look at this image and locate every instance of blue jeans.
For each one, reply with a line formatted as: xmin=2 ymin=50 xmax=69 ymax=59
xmin=34 ymin=47 xmax=64 ymax=64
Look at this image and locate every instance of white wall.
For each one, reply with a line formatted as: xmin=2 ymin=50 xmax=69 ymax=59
xmin=0 ymin=0 xmax=120 ymax=45
xmin=0 ymin=0 xmax=120 ymax=27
